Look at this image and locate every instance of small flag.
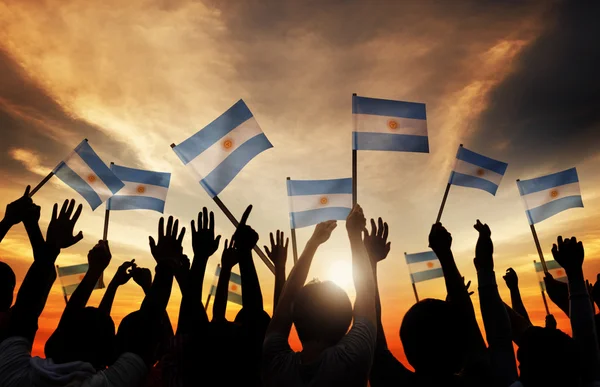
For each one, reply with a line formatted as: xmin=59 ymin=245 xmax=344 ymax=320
xmin=56 ymin=263 xmax=104 ymax=297
xmin=353 ymin=95 xmax=428 ymax=153
xmin=107 ymin=165 xmax=171 ymax=213
xmin=209 ymin=265 xmax=242 ymax=305
xmin=405 ymin=251 xmax=443 ymax=283
xmin=53 ymin=140 xmax=124 ymax=210
xmin=449 ymin=146 xmax=508 ymax=195
xmin=517 ymin=168 xmax=583 ymax=224
xmin=534 ymin=260 xmax=567 ymax=291
xmin=172 ymin=100 xmax=273 ymax=197
xmin=287 ymin=178 xmax=352 ymax=229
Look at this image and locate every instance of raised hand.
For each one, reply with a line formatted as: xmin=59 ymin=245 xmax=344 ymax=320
xmin=473 ymin=220 xmax=493 ymax=272
xmin=545 ymin=314 xmax=557 ymax=330
xmin=149 ymin=216 xmax=186 ymax=268
xmin=551 ymin=236 xmax=584 ymax=275
xmin=265 ymin=230 xmax=289 ymax=270
xmin=346 ymin=204 xmax=366 ymax=237
xmin=503 ymin=268 xmax=519 ymax=290
xmin=428 ymin=222 xmax=452 ymax=254
xmin=221 ymin=239 xmax=239 ymax=269
xmin=232 ymin=205 xmax=259 ymax=251
xmin=2 ymin=186 xmax=33 ymax=226
xmin=310 ymin=220 xmax=337 ymax=245
xmin=113 ymin=259 xmax=136 ymax=286
xmin=132 ymin=267 xmax=153 ymax=293
xmin=191 ymin=207 xmax=221 ymax=259
xmin=88 ymin=240 xmax=112 ymax=274
xmin=363 ymin=217 xmax=391 ymax=265
xmin=46 ymin=199 xmax=83 ymax=250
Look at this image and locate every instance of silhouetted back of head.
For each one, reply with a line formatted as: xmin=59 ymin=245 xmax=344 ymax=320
xmin=292 ymin=280 xmax=352 ymax=346
xmin=116 ymin=310 xmax=160 ymax=364
xmin=518 ymin=326 xmax=580 ymax=387
xmin=400 ymin=299 xmax=466 ymax=376
xmin=46 ymin=307 xmax=115 ymax=370
xmin=0 ymin=261 xmax=15 ymax=311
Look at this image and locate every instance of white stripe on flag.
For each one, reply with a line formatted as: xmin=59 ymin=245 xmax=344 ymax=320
xmin=64 ymin=152 xmax=113 ymax=202
xmin=116 ymin=181 xmax=169 ymax=201
xmin=453 ymin=159 xmax=504 ymax=186
xmin=408 ymin=259 xmax=442 ymax=274
xmin=60 ymin=273 xmax=87 ymax=287
xmin=353 ymin=114 xmax=427 ymax=136
xmin=289 ymin=193 xmax=352 ymax=213
xmin=186 ymin=117 xmax=263 ymax=178
xmin=522 ymin=182 xmax=581 ymax=210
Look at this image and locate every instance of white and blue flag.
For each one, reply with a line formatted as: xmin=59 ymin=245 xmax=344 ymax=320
xmin=57 ymin=263 xmax=104 ymax=297
xmin=353 ymin=95 xmax=429 ymax=153
xmin=405 ymin=251 xmax=443 ymax=283
xmin=172 ymin=100 xmax=273 ymax=197
xmin=209 ymin=265 xmax=242 ymax=305
xmin=107 ymin=165 xmax=171 ymax=213
xmin=287 ymin=178 xmax=352 ymax=229
xmin=534 ymin=260 xmax=567 ymax=291
xmin=517 ymin=168 xmax=583 ymax=224
xmin=449 ymin=146 xmax=508 ymax=195
xmin=53 ymin=140 xmax=124 ymax=210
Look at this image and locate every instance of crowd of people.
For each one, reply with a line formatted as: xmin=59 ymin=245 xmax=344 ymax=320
xmin=0 ymin=186 xmax=599 ymax=387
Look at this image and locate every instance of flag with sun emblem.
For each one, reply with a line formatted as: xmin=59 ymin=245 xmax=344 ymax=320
xmin=287 ymin=178 xmax=352 ymax=229
xmin=56 ymin=263 xmax=104 ymax=297
xmin=52 ymin=140 xmax=125 ymax=210
xmin=209 ymin=265 xmax=242 ymax=305
xmin=449 ymin=146 xmax=508 ymax=195
xmin=517 ymin=168 xmax=583 ymax=224
xmin=107 ymin=164 xmax=171 ymax=213
xmin=171 ymin=100 xmax=273 ymax=197
xmin=352 ymin=95 xmax=429 ymax=153
xmin=534 ymin=260 xmax=567 ymax=291
xmin=405 ymin=251 xmax=443 ymax=283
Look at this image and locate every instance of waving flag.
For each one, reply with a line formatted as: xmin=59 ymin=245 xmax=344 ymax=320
xmin=517 ymin=168 xmax=583 ymax=224
xmin=53 ymin=140 xmax=124 ymax=210
xmin=108 ymin=164 xmax=171 ymax=213
xmin=209 ymin=265 xmax=242 ymax=305
xmin=287 ymin=178 xmax=352 ymax=229
xmin=449 ymin=146 xmax=508 ymax=195
xmin=405 ymin=251 xmax=443 ymax=283
xmin=172 ymin=100 xmax=273 ymax=197
xmin=534 ymin=260 xmax=567 ymax=291
xmin=353 ymin=95 xmax=428 ymax=153
xmin=56 ymin=263 xmax=104 ymax=297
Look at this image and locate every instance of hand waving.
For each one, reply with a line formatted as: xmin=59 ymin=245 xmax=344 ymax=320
xmin=3 ymin=186 xmax=34 ymax=226
xmin=149 ymin=216 xmax=186 ymax=269
xmin=46 ymin=199 xmax=84 ymax=250
xmin=221 ymin=239 xmax=240 ymax=269
xmin=363 ymin=217 xmax=391 ymax=265
xmin=88 ymin=240 xmax=112 ymax=274
xmin=232 ymin=205 xmax=259 ymax=252
xmin=310 ymin=220 xmax=337 ymax=245
xmin=113 ymin=259 xmax=136 ymax=286
xmin=428 ymin=222 xmax=452 ymax=254
xmin=473 ymin=220 xmax=493 ymax=272
xmin=265 ymin=230 xmax=289 ymax=271
xmin=191 ymin=207 xmax=221 ymax=259
xmin=346 ymin=204 xmax=366 ymax=237
xmin=551 ymin=236 xmax=584 ymax=275
xmin=503 ymin=268 xmax=519 ymax=290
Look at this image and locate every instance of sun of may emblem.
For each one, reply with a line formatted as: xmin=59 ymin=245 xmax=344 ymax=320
xmin=223 ymin=138 xmax=233 ymax=150
xmin=387 ymin=120 xmax=398 ymax=130
xmin=476 ymin=169 xmax=485 ymax=176
xmin=87 ymin=174 xmax=97 ymax=183
xmin=426 ymin=262 xmax=434 ymax=269
xmin=550 ymin=189 xmax=559 ymax=198
xmin=230 ymin=284 xmax=238 ymax=291
xmin=319 ymin=196 xmax=328 ymax=205
xmin=137 ymin=185 xmax=146 ymax=194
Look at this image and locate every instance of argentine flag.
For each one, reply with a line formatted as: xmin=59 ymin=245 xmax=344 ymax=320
xmin=108 ymin=164 xmax=171 ymax=213
xmin=57 ymin=263 xmax=104 ymax=297
xmin=534 ymin=260 xmax=567 ymax=291
xmin=353 ymin=95 xmax=429 ymax=153
xmin=449 ymin=146 xmax=508 ymax=195
xmin=517 ymin=168 xmax=583 ymax=224
xmin=209 ymin=265 xmax=242 ymax=305
xmin=287 ymin=178 xmax=352 ymax=229
xmin=53 ymin=140 xmax=124 ymax=210
xmin=405 ymin=251 xmax=443 ymax=283
xmin=172 ymin=100 xmax=273 ymax=197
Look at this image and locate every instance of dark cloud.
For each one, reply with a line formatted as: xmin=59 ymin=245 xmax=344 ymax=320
xmin=471 ymin=0 xmax=600 ymax=168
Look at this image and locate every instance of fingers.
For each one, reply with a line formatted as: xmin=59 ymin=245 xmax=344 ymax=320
xmin=66 ymin=199 xmax=75 ymax=217
xmin=383 ymin=222 xmax=389 ymax=241
xmin=52 ymin=203 xmax=58 ymax=222
xmin=551 ymin=243 xmax=558 ymax=257
xmin=284 ymin=237 xmax=289 ymax=250
xmin=177 ymin=227 xmax=186 ymax=244
xmin=370 ymin=219 xmax=376 ymax=237
xmin=23 ymin=185 xmax=31 ymax=198
xmin=197 ymin=211 xmax=203 ymax=232
xmin=557 ymin=235 xmax=563 ymax=246
xmin=72 ymin=204 xmax=83 ymax=224
xmin=270 ymin=232 xmax=275 ymax=248
xmin=240 ymin=205 xmax=252 ymax=225
xmin=377 ymin=218 xmax=383 ymax=237
xmin=203 ymin=207 xmax=208 ymax=229
xmin=264 ymin=246 xmax=271 ymax=256
xmin=209 ymin=210 xmax=214 ymax=231
xmin=191 ymin=219 xmax=197 ymax=234
xmin=172 ymin=219 xmax=179 ymax=240
xmin=166 ymin=216 xmax=174 ymax=238
xmin=224 ymin=239 xmax=229 ymax=250
xmin=215 ymin=235 xmax=221 ymax=247
xmin=60 ymin=199 xmax=69 ymax=217
xmin=149 ymin=236 xmax=156 ymax=252
xmin=72 ymin=231 xmax=84 ymax=245
xmin=158 ymin=217 xmax=165 ymax=240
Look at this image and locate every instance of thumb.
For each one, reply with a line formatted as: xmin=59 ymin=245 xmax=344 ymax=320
xmin=149 ymin=236 xmax=156 ymax=252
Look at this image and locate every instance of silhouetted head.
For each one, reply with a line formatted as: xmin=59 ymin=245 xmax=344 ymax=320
xmin=0 ymin=261 xmax=16 ymax=311
xmin=518 ymin=326 xmax=580 ymax=387
xmin=116 ymin=310 xmax=160 ymax=364
xmin=46 ymin=307 xmax=115 ymax=370
xmin=400 ymin=299 xmax=466 ymax=376
xmin=292 ymin=280 xmax=352 ymax=346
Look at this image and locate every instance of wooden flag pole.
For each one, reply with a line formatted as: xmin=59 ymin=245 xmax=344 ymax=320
xmin=435 ymin=144 xmax=462 ymax=223
xmin=170 ymin=144 xmax=275 ymax=274
xmin=102 ymin=162 xmax=114 ymax=242
xmin=541 ymin=290 xmax=551 ymax=315
xmin=518 ymin=179 xmax=548 ymax=273
xmin=405 ymin=253 xmax=420 ymax=303
xmin=29 ymin=172 xmax=54 ymax=197
xmin=352 ymin=93 xmax=358 ymax=207
xmin=286 ymin=177 xmax=299 ymax=264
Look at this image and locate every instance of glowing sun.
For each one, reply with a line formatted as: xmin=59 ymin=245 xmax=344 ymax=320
xmin=326 ymin=260 xmax=353 ymax=289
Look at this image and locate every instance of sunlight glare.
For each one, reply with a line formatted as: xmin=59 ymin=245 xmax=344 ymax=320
xmin=326 ymin=259 xmax=353 ymax=290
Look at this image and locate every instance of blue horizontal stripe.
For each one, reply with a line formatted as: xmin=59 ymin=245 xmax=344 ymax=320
xmin=62 ymin=278 xmax=103 ymax=296
xmin=527 ymin=195 xmax=583 ymax=224
xmin=209 ymin=285 xmax=216 ymax=296
xmin=173 ymin=100 xmax=254 ymax=164
xmin=411 ymin=268 xmax=444 ymax=283
xmin=54 ymin=162 xmax=103 ymax=210
xmin=353 ymin=95 xmax=426 ymax=120
xmin=108 ymin=196 xmax=166 ymax=213
xmin=449 ymin=171 xmax=499 ymax=195
xmin=287 ymin=178 xmax=352 ymax=196
xmin=456 ymin=147 xmax=508 ymax=175
xmin=111 ymin=164 xmax=171 ymax=188
xmin=518 ymin=168 xmax=579 ymax=195
xmin=290 ymin=207 xmax=351 ymax=229
xmin=74 ymin=141 xmax=124 ymax=194
xmin=57 ymin=263 xmax=89 ymax=277
xmin=214 ymin=266 xmax=242 ymax=285
xmin=405 ymin=251 xmax=437 ymax=264
xmin=534 ymin=260 xmax=563 ymax=272
xmin=200 ymin=133 xmax=272 ymax=197
xmin=228 ymin=292 xmax=243 ymax=305
xmin=353 ymin=132 xmax=429 ymax=153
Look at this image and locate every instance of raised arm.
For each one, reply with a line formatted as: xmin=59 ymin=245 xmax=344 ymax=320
xmin=98 ymin=260 xmax=136 ymax=315
xmin=503 ymin=268 xmax=531 ymax=323
xmin=0 ymin=186 xmax=34 ymax=244
xmin=212 ymin=239 xmax=238 ymax=323
xmin=264 ymin=230 xmax=288 ymax=311
xmin=544 ymin=272 xmax=570 ymax=317
xmin=233 ymin=205 xmax=263 ymax=313
xmin=266 ymin=220 xmax=337 ymax=337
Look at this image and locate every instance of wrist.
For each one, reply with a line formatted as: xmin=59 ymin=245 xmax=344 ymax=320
xmin=0 ymin=217 xmax=12 ymax=229
xmin=275 ymin=265 xmax=286 ymax=276
xmin=566 ymin=267 xmax=584 ymax=282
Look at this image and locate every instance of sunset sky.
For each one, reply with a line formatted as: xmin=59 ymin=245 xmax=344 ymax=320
xmin=1 ymin=0 xmax=600 ymax=362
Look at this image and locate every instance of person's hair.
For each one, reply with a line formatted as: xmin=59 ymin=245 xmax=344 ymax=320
xmin=0 ymin=261 xmax=16 ymax=311
xmin=116 ymin=310 xmax=161 ymax=364
xmin=518 ymin=326 xmax=581 ymax=387
xmin=45 ymin=307 xmax=115 ymax=370
xmin=400 ymin=299 xmax=466 ymax=376
xmin=292 ymin=280 xmax=352 ymax=346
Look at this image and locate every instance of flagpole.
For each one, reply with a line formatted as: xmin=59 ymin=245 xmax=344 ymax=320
xmin=171 ymin=143 xmax=275 ymax=274
xmin=286 ymin=177 xmax=299 ymax=264
xmin=436 ymin=144 xmax=462 ymax=223
xmin=204 ymin=293 xmax=212 ymax=312
xmin=56 ymin=265 xmax=69 ymax=305
xmin=29 ymin=172 xmax=54 ymax=197
xmin=102 ymin=163 xmax=113 ymax=242
xmin=518 ymin=179 xmax=548 ymax=273
xmin=352 ymin=93 xmax=357 ymax=207
xmin=405 ymin=252 xmax=420 ymax=303
xmin=541 ymin=290 xmax=550 ymax=315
